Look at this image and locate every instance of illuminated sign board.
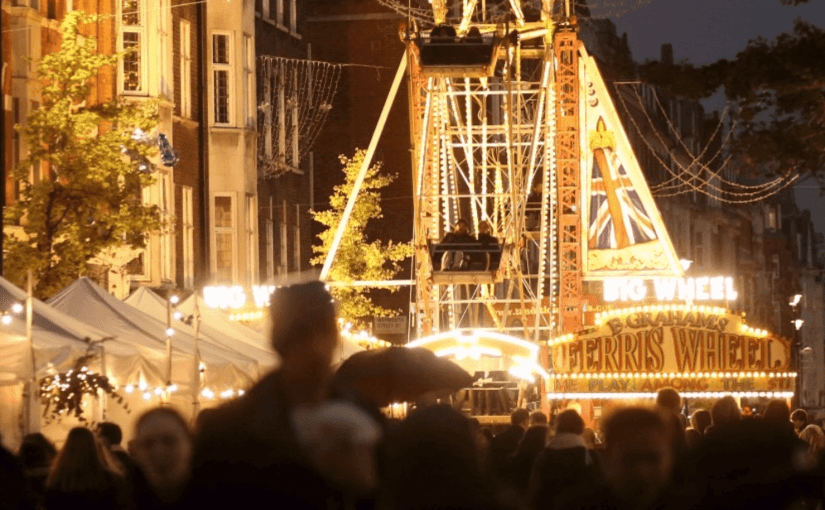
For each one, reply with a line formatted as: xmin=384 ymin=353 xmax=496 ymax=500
xmin=603 ymin=276 xmax=738 ymax=303
xmin=202 ymin=285 xmax=277 ymax=309
xmin=548 ymin=304 xmax=792 ymax=395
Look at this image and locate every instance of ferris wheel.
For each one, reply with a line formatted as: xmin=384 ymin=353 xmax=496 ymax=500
xmin=399 ymin=0 xmax=682 ymax=341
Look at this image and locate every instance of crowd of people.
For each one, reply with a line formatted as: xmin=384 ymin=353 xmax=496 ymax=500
xmin=1 ymin=281 xmax=824 ymax=510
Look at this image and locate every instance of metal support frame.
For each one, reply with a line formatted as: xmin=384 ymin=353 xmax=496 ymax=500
xmin=408 ymin=17 xmax=558 ymax=340
xmin=554 ymin=29 xmax=583 ymax=334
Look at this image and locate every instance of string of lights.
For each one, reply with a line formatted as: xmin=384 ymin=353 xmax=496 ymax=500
xmin=614 ymin=86 xmax=798 ymax=203
xmin=257 ymin=56 xmax=342 ymax=178
xmin=547 ymin=391 xmax=796 ymax=399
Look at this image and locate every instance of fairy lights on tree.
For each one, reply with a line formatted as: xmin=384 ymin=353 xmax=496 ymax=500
xmin=39 ymin=345 xmax=129 ymax=424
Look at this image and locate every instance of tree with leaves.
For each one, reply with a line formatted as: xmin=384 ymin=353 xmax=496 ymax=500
xmin=639 ymin=15 xmax=825 ymax=186
xmin=311 ymin=150 xmax=413 ymax=327
xmin=4 ymin=11 xmax=163 ymax=298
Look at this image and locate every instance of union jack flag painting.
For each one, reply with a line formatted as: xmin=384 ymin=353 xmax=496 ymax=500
xmin=588 ymin=143 xmax=657 ymax=250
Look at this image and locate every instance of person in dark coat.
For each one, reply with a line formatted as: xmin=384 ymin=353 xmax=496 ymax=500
xmin=97 ymin=422 xmax=141 ymax=485
xmin=505 ymin=425 xmax=548 ymax=497
xmin=189 ymin=281 xmax=351 ymax=510
xmin=441 ymin=219 xmax=476 ymax=270
xmin=384 ymin=405 xmax=503 ymax=510
xmin=692 ymin=412 xmax=810 ymax=510
xmin=43 ymin=427 xmax=131 ymax=510
xmin=1 ymin=436 xmax=27 ymax=510
xmin=556 ymin=407 xmax=691 ymax=510
xmin=18 ymin=433 xmax=57 ymax=510
xmin=489 ymin=408 xmax=529 ymax=481
xmin=529 ymin=409 xmax=599 ymax=510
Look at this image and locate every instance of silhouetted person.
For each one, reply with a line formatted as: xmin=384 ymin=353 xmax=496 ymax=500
xmin=190 ymin=281 xmax=346 ymax=509
xmin=530 ymin=408 xmax=599 ymax=510
xmin=558 ymin=407 xmax=686 ymax=510
xmin=97 ymin=422 xmax=140 ymax=483
xmin=441 ymin=219 xmax=476 ymax=270
xmin=707 ymin=395 xmax=741 ymax=433
xmin=792 ymin=409 xmax=809 ymax=435
xmin=529 ymin=410 xmax=548 ymax=427
xmin=131 ymin=408 xmax=193 ymax=510
xmin=19 ymin=432 xmax=57 ymax=510
xmin=384 ymin=405 xmax=502 ymax=510
xmin=505 ymin=425 xmax=548 ymax=497
xmin=764 ymin=399 xmax=795 ymax=434
xmin=490 ymin=408 xmax=530 ymax=480
xmin=655 ymin=387 xmax=682 ymax=415
xmin=1 ymin=435 xmax=27 ymax=510
xmin=44 ymin=427 xmax=130 ymax=510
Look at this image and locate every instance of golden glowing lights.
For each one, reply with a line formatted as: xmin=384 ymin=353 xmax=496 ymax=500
xmin=550 ymin=371 xmax=796 ymax=380
xmin=546 ymin=391 xmax=795 ymax=400
xmin=594 ymin=303 xmax=729 ymax=327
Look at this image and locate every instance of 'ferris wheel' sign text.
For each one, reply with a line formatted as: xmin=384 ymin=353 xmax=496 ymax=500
xmin=603 ymin=277 xmax=738 ymax=303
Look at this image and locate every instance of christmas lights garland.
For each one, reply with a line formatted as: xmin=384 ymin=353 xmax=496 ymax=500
xmin=39 ymin=352 xmax=129 ymax=424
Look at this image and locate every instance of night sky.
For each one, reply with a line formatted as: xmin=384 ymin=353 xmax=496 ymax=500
xmin=596 ymin=0 xmax=825 ymax=233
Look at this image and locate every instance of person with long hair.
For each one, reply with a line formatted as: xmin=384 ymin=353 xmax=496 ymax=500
xmin=131 ymin=407 xmax=193 ymax=509
xmin=44 ymin=427 xmax=130 ymax=510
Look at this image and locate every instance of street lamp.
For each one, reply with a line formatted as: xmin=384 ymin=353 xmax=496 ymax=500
xmin=789 ymin=293 xmax=804 ymax=409
xmin=165 ymin=295 xmax=180 ymax=401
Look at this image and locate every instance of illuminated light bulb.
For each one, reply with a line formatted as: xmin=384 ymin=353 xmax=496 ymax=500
xmin=169 ymin=295 xmax=180 ymax=305
xmin=168 ymin=384 xmax=178 ymax=392
xmin=166 ymin=328 xmax=175 ymax=337
xmin=143 ymin=392 xmax=152 ymax=400
xmin=1 ymin=315 xmax=11 ymax=325
xmin=139 ymin=381 xmax=148 ymax=391
xmin=154 ymin=387 xmax=163 ymax=396
xmin=11 ymin=303 xmax=24 ymax=314
xmin=124 ymin=385 xmax=135 ymax=394
xmin=238 ymin=390 xmax=245 ymax=396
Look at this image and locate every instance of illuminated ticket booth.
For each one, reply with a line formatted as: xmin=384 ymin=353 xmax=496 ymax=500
xmin=547 ymin=303 xmax=795 ymax=427
xmin=410 ymin=330 xmax=549 ymax=422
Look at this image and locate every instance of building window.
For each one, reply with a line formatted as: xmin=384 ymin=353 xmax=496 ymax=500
xmin=279 ymin=201 xmax=288 ymax=274
xmin=246 ymin=195 xmax=257 ymax=287
xmin=693 ymin=231 xmax=704 ymax=268
xmin=29 ymin=101 xmax=41 ymax=187
xmin=290 ymin=67 xmax=298 ymax=166
xmin=182 ymin=186 xmax=194 ymax=289
xmin=289 ymin=0 xmax=296 ymax=31
xmin=244 ymin=35 xmax=255 ymax=127
xmin=12 ymin=98 xmax=21 ymax=202
xmin=277 ymin=73 xmax=286 ymax=165
xmin=180 ymin=21 xmax=192 ymax=118
xmin=292 ymin=224 xmax=300 ymax=271
xmin=160 ymin=171 xmax=174 ymax=281
xmin=279 ymin=222 xmax=288 ymax=274
xmin=275 ymin=0 xmax=283 ymax=25
xmin=262 ymin=0 xmax=269 ymax=20
xmin=158 ymin=0 xmax=171 ymax=97
xmin=265 ymin=215 xmax=274 ymax=282
xmin=214 ymin=195 xmax=236 ymax=283
xmin=120 ymin=0 xmax=146 ymax=93
xmin=767 ymin=206 xmax=778 ymax=230
xmin=212 ymin=33 xmax=232 ymax=125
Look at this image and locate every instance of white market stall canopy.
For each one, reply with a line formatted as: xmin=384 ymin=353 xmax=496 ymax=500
xmin=126 ymin=288 xmax=277 ymax=373
xmin=0 ymin=275 xmax=155 ymax=386
xmin=47 ymin=278 xmax=257 ymax=393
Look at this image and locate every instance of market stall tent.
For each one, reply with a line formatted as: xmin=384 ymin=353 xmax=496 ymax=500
xmin=125 ymin=287 xmax=277 ymax=375
xmin=0 ymin=275 xmax=160 ymax=450
xmin=47 ymin=278 xmax=258 ymax=396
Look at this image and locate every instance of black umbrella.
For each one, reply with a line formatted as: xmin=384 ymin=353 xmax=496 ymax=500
xmin=334 ymin=346 xmax=473 ymax=407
